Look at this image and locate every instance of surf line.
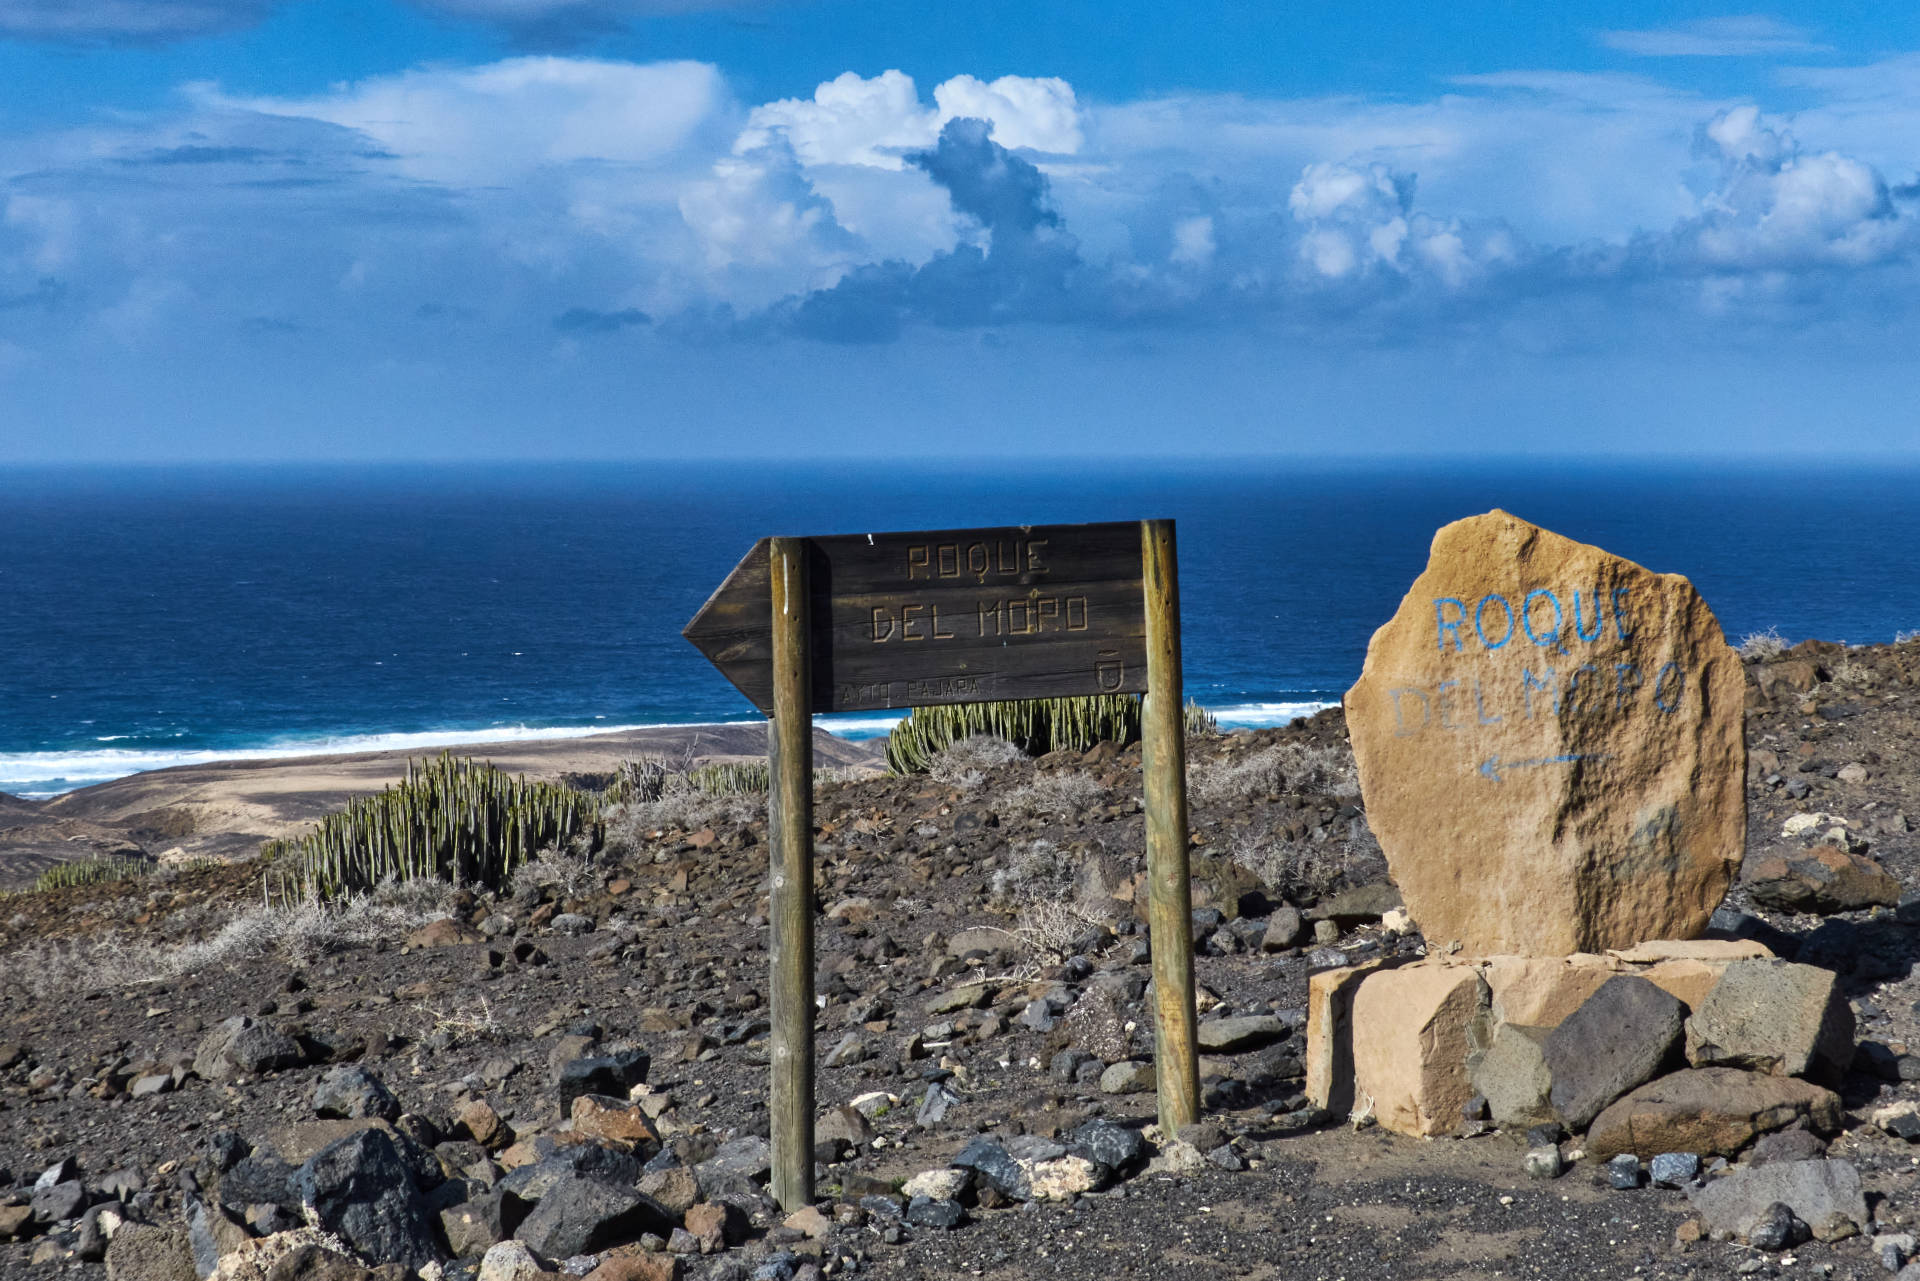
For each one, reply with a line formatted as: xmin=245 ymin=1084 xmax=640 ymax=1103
xmin=1478 ymin=752 xmax=1612 ymax=782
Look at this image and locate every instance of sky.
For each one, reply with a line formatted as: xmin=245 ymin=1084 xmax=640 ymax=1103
xmin=2 ymin=2 xmax=1919 ymax=461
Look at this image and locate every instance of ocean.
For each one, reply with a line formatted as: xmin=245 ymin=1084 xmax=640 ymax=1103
xmin=2 ymin=460 xmax=1916 ymax=797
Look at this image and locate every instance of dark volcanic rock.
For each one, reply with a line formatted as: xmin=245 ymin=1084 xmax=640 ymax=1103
xmin=556 ymin=1048 xmax=652 ymax=1113
xmin=292 ymin=1127 xmax=441 ymax=1270
xmin=514 ymin=1174 xmax=675 ymax=1258
xmin=1544 ymin=977 xmax=1684 ymax=1130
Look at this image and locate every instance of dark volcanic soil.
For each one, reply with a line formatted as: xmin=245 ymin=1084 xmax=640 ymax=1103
xmin=4 ymin=638 xmax=1920 ymax=1280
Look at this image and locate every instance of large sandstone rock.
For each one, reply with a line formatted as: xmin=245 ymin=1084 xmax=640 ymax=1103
xmin=1685 ymin=959 xmax=1855 ymax=1081
xmin=1585 ymin=1068 xmax=1841 ymax=1160
xmin=1349 ymin=962 xmax=1490 ymax=1137
xmin=1345 ymin=511 xmax=1746 ymax=955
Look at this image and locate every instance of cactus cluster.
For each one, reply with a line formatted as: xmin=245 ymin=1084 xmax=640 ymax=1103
xmin=686 ymin=761 xmax=770 ymax=796
xmin=884 ymin=694 xmax=1143 ymax=774
xmin=31 ymin=856 xmax=154 ymax=894
xmin=265 ymin=754 xmax=600 ymax=904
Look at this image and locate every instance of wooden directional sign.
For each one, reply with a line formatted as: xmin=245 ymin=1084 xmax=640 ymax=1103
xmin=684 ymin=519 xmax=1196 ymax=1213
xmin=684 ymin=521 xmax=1148 ymax=714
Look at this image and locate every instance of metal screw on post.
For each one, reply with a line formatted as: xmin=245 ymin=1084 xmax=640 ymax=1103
xmin=766 ymin=536 xmax=815 ymax=1211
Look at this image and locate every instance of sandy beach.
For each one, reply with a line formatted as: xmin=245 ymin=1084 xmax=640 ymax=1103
xmin=0 ymin=723 xmax=882 ymax=886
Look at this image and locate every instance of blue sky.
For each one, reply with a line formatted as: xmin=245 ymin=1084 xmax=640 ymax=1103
xmin=2 ymin=2 xmax=1918 ymax=460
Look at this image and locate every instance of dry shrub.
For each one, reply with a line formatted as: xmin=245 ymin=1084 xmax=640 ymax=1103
xmin=512 ymin=846 xmax=599 ymax=900
xmin=929 ymin=734 xmax=1028 ymax=790
xmin=1228 ymin=819 xmax=1385 ymax=902
xmin=998 ymin=771 xmax=1107 ymax=817
xmin=1192 ymin=739 xmax=1360 ymax=805
xmin=0 ymin=879 xmax=453 ymax=999
xmin=1737 ymin=627 xmax=1789 ymax=659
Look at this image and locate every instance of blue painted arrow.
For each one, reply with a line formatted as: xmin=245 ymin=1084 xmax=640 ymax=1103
xmin=1480 ymin=753 xmax=1612 ymax=782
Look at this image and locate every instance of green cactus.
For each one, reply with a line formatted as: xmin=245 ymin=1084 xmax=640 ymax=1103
xmin=31 ymin=857 xmax=154 ymax=894
xmin=883 ymin=694 xmax=1143 ymax=774
xmin=267 ymin=753 xmax=602 ymax=904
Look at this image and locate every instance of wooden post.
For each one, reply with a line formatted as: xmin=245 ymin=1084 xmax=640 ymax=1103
xmin=1141 ymin=518 xmax=1199 ymax=1135
xmin=767 ymin=537 xmax=815 ymax=1211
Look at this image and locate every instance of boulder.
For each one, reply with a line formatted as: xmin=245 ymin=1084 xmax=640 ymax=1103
xmin=1344 ymin=511 xmax=1746 ymax=955
xmin=1471 ymin=1024 xmax=1554 ymax=1129
xmin=1688 ymin=1159 xmax=1868 ymax=1244
xmin=1544 ymin=976 xmax=1685 ymax=1131
xmin=1684 ymin=959 xmax=1855 ymax=1081
xmin=291 ymin=1128 xmax=441 ymax=1271
xmin=194 ymin=1017 xmax=305 ymax=1082
xmin=1745 ymin=847 xmax=1901 ymax=915
xmin=952 ymin=1138 xmax=1030 ymax=1202
xmin=1349 ymin=961 xmax=1491 ymax=1137
xmin=512 ymin=1175 xmax=674 ymax=1259
xmin=1585 ymin=1068 xmax=1842 ymax=1161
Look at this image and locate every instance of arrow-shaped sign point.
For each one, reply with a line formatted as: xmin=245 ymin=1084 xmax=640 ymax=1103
xmin=1480 ymin=752 xmax=1613 ymax=782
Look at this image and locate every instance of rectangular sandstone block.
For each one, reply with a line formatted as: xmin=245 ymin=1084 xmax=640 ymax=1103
xmin=1350 ymin=961 xmax=1491 ymax=1137
xmin=1477 ymin=955 xmax=1618 ymax=1029
xmin=1305 ymin=960 xmax=1387 ymax=1119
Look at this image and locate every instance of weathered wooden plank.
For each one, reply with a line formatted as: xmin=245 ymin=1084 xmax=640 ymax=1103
xmin=684 ymin=522 xmax=1149 ymax=713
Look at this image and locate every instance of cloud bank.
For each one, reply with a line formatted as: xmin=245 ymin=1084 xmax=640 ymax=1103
xmin=4 ymin=56 xmax=1920 ymax=363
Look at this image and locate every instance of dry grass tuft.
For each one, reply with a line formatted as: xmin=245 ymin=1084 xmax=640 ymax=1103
xmin=0 ymin=878 xmax=454 ymax=999
xmin=929 ymin=734 xmax=1028 ymax=790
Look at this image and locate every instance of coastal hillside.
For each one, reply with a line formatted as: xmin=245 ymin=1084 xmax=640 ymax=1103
xmin=1 ymin=638 xmax=1918 ymax=1279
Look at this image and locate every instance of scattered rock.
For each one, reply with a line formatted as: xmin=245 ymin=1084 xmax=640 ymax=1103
xmin=569 ymin=1096 xmax=662 ymax=1155
xmin=1605 ymin=1155 xmax=1642 ymax=1190
xmin=1744 ymin=847 xmax=1901 ymax=914
xmin=104 ymin=1223 xmax=196 ymax=1281
xmin=901 ymin=1169 xmax=970 ymax=1202
xmin=1065 ymin=1119 xmax=1147 ymax=1176
xmin=952 ymin=1138 xmax=1030 ymax=1202
xmin=1349 ymin=961 xmax=1489 ymax=1137
xmin=407 ymin=919 xmax=483 ymax=948
xmin=311 ymin=1065 xmax=401 ymax=1122
xmin=556 ymin=1049 xmax=651 ymax=1114
xmin=1098 ymin=1061 xmax=1155 ymax=1096
xmin=1471 ymin=1023 xmax=1554 ymax=1129
xmin=1648 ymin=1152 xmax=1701 ymax=1188
xmin=1523 ymin=1146 xmax=1564 ymax=1180
xmin=194 ymin=1016 xmax=305 ymax=1082
xmin=1687 ymin=1160 xmax=1867 ymax=1245
xmin=1195 ymin=1015 xmax=1288 ymax=1054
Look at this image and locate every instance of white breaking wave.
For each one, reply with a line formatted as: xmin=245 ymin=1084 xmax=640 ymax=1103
xmin=0 ymin=721 xmax=759 ymax=797
xmin=1209 ymin=700 xmax=1338 ymax=728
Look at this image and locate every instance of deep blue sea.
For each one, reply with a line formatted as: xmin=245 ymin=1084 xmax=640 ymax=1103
xmin=2 ymin=460 xmax=1916 ymax=797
